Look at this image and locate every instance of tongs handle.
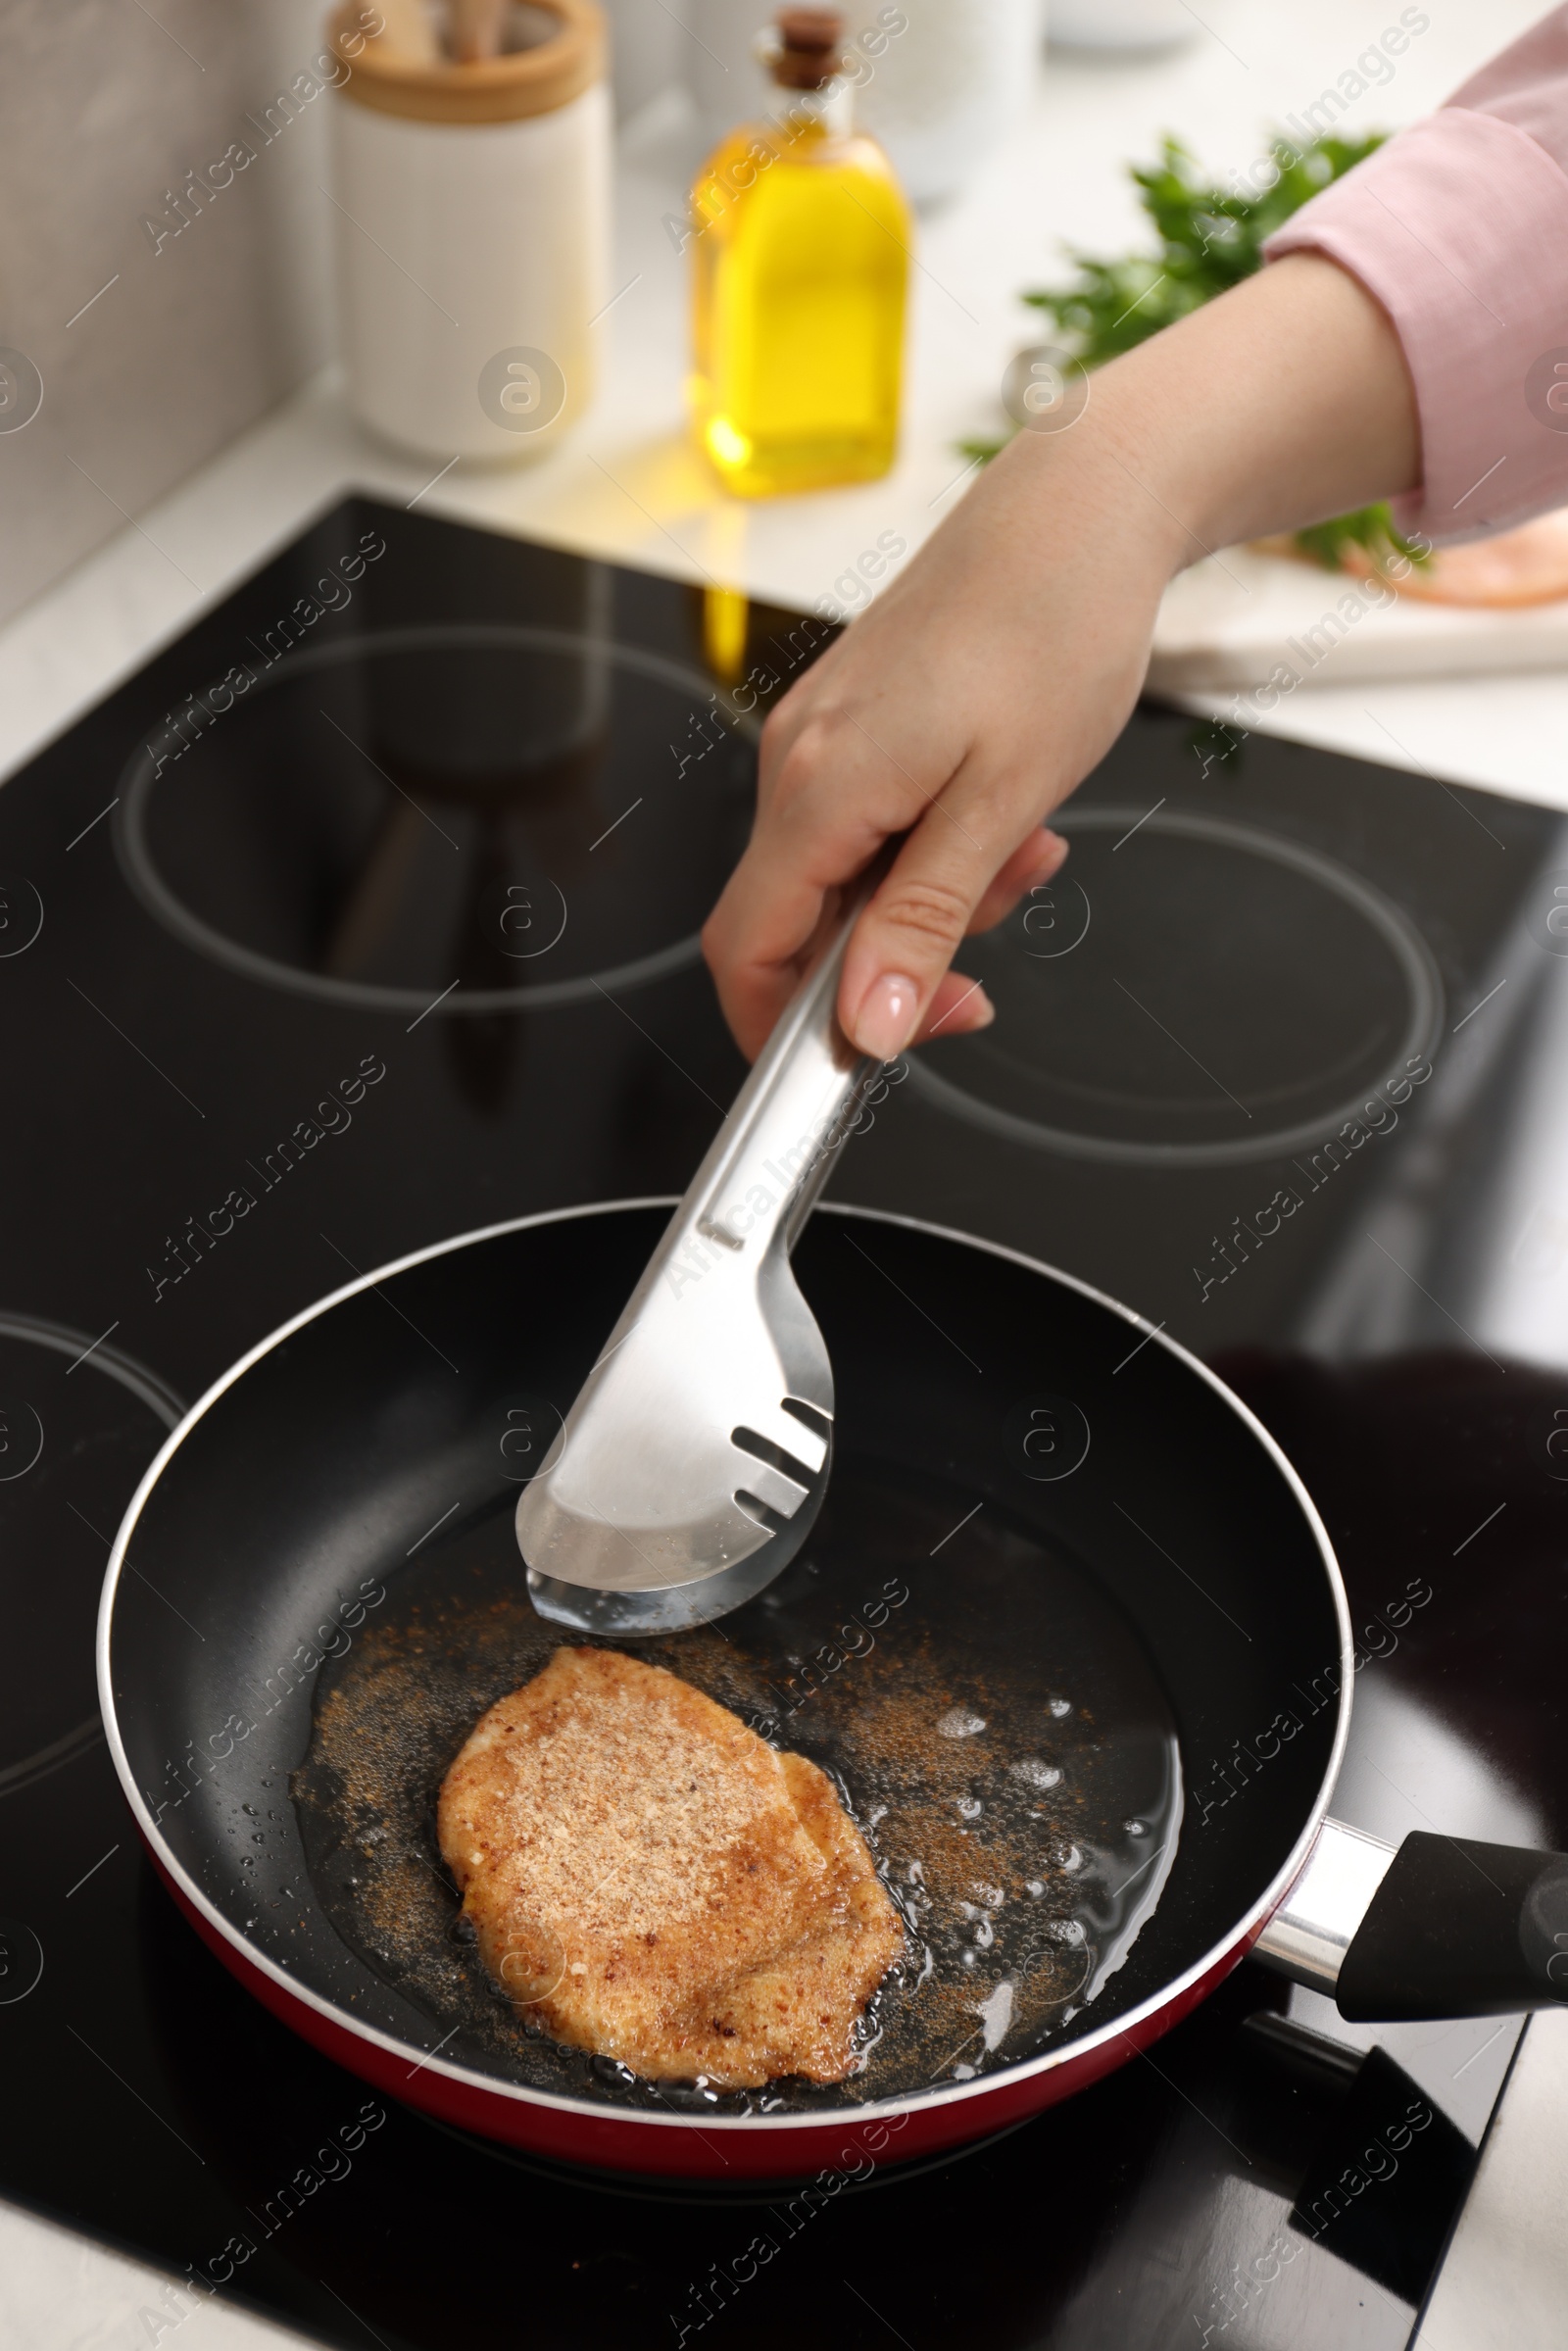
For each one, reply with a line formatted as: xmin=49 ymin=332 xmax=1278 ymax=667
xmin=689 ymin=878 xmax=880 ymax=1264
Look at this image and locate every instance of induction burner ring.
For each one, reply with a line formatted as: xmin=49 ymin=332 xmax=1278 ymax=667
xmin=114 ymin=626 xmax=760 ymax=1016
xmin=906 ymin=808 xmax=1444 ymax=1168
xmin=0 ymin=1313 xmax=183 ymax=1799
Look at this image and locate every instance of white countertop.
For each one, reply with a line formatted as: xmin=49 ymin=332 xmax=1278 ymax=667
xmin=7 ymin=4 xmax=1567 ymax=2339
xmin=0 ymin=2197 xmax=325 ymax=2351
xmin=4 ymin=0 xmax=1565 ymax=815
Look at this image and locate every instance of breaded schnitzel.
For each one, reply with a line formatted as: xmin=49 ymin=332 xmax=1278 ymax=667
xmin=437 ymin=1647 xmax=901 ymax=2087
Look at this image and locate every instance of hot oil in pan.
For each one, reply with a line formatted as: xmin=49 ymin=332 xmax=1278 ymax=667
xmin=294 ymin=1466 xmax=1182 ymax=2111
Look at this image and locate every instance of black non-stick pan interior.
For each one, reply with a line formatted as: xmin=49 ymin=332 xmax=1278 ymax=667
xmin=106 ymin=1205 xmax=1344 ymax=2116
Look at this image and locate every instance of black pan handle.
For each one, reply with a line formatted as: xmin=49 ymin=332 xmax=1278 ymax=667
xmin=1337 ymin=1833 xmax=1568 ymax=2022
xmin=1253 ymin=1819 xmax=1568 ymax=2021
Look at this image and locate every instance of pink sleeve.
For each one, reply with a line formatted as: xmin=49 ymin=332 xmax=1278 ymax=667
xmin=1262 ymin=7 xmax=1568 ymax=542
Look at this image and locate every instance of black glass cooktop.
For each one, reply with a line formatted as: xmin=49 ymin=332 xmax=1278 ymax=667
xmin=4 ymin=496 xmax=1567 ymax=2351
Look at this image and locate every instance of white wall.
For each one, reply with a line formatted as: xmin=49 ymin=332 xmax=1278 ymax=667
xmin=0 ymin=0 xmax=335 ymax=626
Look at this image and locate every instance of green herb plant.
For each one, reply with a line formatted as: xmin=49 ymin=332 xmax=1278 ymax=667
xmin=968 ymin=133 xmax=1429 ymax=575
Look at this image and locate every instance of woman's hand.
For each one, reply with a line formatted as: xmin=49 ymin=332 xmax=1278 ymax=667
xmin=703 ymin=423 xmax=1178 ymax=1060
xmin=703 ymin=252 xmax=1420 ymax=1061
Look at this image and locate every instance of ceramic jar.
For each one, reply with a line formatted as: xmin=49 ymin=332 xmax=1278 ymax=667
xmin=327 ymin=0 xmax=610 ymax=461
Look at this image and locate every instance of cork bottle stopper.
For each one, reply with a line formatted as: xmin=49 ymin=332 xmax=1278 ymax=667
xmin=768 ymin=8 xmax=845 ymax=90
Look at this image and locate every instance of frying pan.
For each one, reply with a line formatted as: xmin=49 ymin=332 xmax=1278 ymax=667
xmin=98 ymin=1200 xmax=1568 ymax=2182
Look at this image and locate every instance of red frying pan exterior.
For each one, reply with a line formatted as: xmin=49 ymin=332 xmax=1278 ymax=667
xmin=155 ymin=1849 xmax=1261 ymax=2178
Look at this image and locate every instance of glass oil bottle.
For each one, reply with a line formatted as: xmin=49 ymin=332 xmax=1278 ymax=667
xmin=689 ymin=8 xmax=910 ymax=499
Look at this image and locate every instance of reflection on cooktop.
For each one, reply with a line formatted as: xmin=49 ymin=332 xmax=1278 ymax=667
xmin=116 ymin=627 xmax=758 ymax=1016
xmin=0 ymin=1315 xmax=181 ymax=1797
xmin=908 ymin=809 xmax=1444 ymax=1165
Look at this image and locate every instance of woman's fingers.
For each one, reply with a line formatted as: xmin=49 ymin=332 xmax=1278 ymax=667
xmin=879 ymin=828 xmax=1071 ymax=1053
xmin=836 ymin=770 xmax=1058 ymax=1060
xmin=705 ymin=693 xmax=1071 ymax=1061
xmin=912 ymin=966 xmax=996 ymax=1047
xmin=833 ymin=829 xmax=1072 ymax=1056
xmin=704 ymin=694 xmax=969 ymax=1057
xmin=699 ymin=899 xmax=811 ymax=1064
xmin=967 ymin=825 xmax=1069 ymax=937
xmin=700 ymin=871 xmax=854 ymax=1062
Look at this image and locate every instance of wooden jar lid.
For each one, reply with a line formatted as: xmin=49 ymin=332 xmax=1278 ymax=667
xmin=329 ymin=0 xmax=605 ymax=123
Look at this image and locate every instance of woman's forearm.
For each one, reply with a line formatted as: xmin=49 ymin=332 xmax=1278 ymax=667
xmin=998 ymin=250 xmax=1422 ymax=587
xmin=1128 ymin=250 xmax=1421 ymax=549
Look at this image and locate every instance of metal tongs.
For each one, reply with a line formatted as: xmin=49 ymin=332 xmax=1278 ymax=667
xmin=516 ymin=890 xmax=879 ymax=1635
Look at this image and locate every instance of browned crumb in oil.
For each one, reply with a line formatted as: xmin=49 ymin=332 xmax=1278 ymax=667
xmin=297 ymin=1584 xmax=1108 ymax=2101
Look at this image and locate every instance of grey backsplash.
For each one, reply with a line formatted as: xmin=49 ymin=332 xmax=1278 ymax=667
xmin=0 ymin=0 xmax=334 ymax=628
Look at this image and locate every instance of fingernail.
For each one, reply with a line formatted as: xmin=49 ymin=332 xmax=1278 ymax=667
xmin=854 ymin=973 xmax=920 ymax=1060
xmin=1040 ymin=827 xmax=1069 ymax=871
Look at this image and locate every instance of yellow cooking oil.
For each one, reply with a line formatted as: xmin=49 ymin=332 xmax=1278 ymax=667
xmin=690 ymin=10 xmax=909 ymax=500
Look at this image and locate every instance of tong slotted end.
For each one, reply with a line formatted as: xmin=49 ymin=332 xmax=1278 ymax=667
xmin=524 ymin=1423 xmax=832 ymax=1637
xmin=514 ymin=897 xmax=875 ymax=1635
